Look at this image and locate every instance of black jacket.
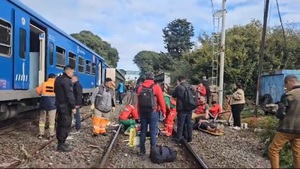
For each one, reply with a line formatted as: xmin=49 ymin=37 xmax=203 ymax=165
xmin=54 ymin=73 xmax=76 ymax=110
xmin=172 ymin=82 xmax=194 ymax=112
xmin=73 ymin=81 xmax=83 ymax=106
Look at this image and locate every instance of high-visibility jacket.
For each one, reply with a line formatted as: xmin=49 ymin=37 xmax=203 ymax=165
xmin=119 ymin=104 xmax=139 ymax=121
xmin=36 ymin=78 xmax=56 ymax=111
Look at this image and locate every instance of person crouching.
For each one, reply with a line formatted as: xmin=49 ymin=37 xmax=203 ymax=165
xmin=119 ymin=97 xmax=139 ymax=135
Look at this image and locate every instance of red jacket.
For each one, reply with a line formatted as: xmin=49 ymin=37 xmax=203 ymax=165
xmin=209 ymin=104 xmax=222 ymax=118
xmin=119 ymin=104 xmax=139 ymax=120
xmin=194 ymin=101 xmax=209 ymax=114
xmin=137 ymin=80 xmax=166 ymax=116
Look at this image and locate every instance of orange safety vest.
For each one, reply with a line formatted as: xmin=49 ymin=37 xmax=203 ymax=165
xmin=36 ymin=78 xmax=55 ymax=97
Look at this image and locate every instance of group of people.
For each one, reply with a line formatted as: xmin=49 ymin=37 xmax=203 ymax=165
xmin=35 ymin=65 xmax=300 ymax=168
xmin=36 ymin=65 xmax=83 ymax=152
xmin=118 ymin=72 xmax=241 ymax=158
xmin=36 ymin=65 xmax=117 ymax=152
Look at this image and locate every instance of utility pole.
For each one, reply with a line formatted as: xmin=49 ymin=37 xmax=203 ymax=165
xmin=218 ymin=0 xmax=227 ymax=108
xmin=254 ymin=0 xmax=270 ymax=117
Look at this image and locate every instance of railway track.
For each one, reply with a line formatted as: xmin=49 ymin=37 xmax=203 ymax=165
xmin=6 ymin=110 xmax=93 ymax=168
xmin=0 ymin=108 xmax=40 ymax=135
xmin=98 ymin=91 xmax=209 ymax=168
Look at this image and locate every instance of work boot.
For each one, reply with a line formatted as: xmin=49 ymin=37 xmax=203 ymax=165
xmin=92 ymin=133 xmax=99 ymax=137
xmin=139 ymin=150 xmax=146 ymax=160
xmin=57 ymin=143 xmax=73 ymax=152
xmin=101 ymin=133 xmax=108 ymax=136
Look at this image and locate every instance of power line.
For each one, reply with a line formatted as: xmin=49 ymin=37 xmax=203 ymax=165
xmin=275 ymin=0 xmax=288 ymax=69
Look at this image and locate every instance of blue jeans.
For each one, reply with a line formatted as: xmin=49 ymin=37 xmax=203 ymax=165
xmin=177 ymin=111 xmax=193 ymax=142
xmin=118 ymin=92 xmax=123 ymax=104
xmin=74 ymin=108 xmax=81 ymax=131
xmin=139 ymin=111 xmax=159 ymax=154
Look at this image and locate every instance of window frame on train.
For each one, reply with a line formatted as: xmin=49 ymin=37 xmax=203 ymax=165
xmin=19 ymin=28 xmax=26 ymax=59
xmin=68 ymin=51 xmax=76 ymax=69
xmin=85 ymin=60 xmax=91 ymax=74
xmin=91 ymin=63 xmax=96 ymax=75
xmin=0 ymin=18 xmax=12 ymax=57
xmin=55 ymin=45 xmax=66 ymax=69
xmin=49 ymin=42 xmax=54 ymax=66
xmin=78 ymin=56 xmax=84 ymax=73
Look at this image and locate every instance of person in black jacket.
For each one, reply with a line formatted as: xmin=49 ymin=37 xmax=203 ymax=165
xmin=71 ymin=75 xmax=83 ymax=134
xmin=54 ymin=65 xmax=76 ymax=152
xmin=172 ymin=75 xmax=195 ymax=143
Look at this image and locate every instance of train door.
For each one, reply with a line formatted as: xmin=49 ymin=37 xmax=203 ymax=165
xmin=13 ymin=10 xmax=30 ymax=89
xmin=97 ymin=60 xmax=102 ymax=86
xmin=28 ymin=23 xmax=46 ymax=89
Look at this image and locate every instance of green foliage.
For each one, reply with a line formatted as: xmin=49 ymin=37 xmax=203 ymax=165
xmin=162 ymin=19 xmax=195 ymax=58
xmin=133 ymin=50 xmax=162 ymax=74
xmin=260 ymin=116 xmax=293 ymax=168
xmin=70 ymin=30 xmax=119 ymax=67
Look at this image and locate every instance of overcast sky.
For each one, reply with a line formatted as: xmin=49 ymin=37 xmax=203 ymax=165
xmin=19 ymin=0 xmax=300 ymax=71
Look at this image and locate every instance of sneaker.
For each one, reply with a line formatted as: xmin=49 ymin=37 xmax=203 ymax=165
xmin=38 ymin=134 xmax=44 ymax=139
xmin=233 ymin=126 xmax=241 ymax=130
xmin=66 ymin=136 xmax=74 ymax=140
xmin=70 ymin=130 xmax=80 ymax=135
xmin=92 ymin=133 xmax=99 ymax=137
xmin=57 ymin=144 xmax=73 ymax=152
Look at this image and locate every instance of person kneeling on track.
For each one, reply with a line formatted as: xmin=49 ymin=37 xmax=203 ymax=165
xmin=90 ymin=78 xmax=116 ymax=137
xmin=193 ymin=116 xmax=222 ymax=133
xmin=192 ymin=96 xmax=209 ymax=120
xmin=209 ymin=101 xmax=222 ymax=119
xmin=119 ymin=103 xmax=139 ymax=135
xmin=161 ymin=92 xmax=177 ymax=137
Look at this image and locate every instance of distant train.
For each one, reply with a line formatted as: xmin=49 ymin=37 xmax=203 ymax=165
xmin=0 ymin=0 xmax=125 ymax=120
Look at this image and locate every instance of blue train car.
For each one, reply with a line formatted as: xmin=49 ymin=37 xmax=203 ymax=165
xmin=260 ymin=69 xmax=300 ymax=103
xmin=0 ymin=0 xmax=107 ymax=120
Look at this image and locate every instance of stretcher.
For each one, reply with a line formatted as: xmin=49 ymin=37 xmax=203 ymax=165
xmin=198 ymin=128 xmax=224 ymax=136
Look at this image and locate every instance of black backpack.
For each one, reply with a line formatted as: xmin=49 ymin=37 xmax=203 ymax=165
xmin=138 ymin=84 xmax=156 ymax=113
xmin=149 ymin=145 xmax=177 ymax=164
xmin=182 ymin=85 xmax=197 ymax=111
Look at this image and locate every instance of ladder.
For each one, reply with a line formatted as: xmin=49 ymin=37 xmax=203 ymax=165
xmin=211 ymin=12 xmax=222 ymax=87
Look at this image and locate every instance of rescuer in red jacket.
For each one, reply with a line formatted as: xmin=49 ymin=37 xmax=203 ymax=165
xmin=119 ymin=103 xmax=139 ymax=135
xmin=162 ymin=92 xmax=177 ymax=136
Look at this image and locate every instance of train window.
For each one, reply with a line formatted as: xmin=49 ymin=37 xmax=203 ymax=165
xmin=78 ymin=57 xmax=84 ymax=73
xmin=49 ymin=43 xmax=54 ymax=65
xmin=86 ymin=60 xmax=91 ymax=74
xmin=0 ymin=19 xmax=12 ymax=57
xmin=68 ymin=52 xmax=76 ymax=69
xmin=91 ymin=63 xmax=96 ymax=75
xmin=19 ymin=28 xmax=26 ymax=59
xmin=56 ymin=46 xmax=66 ymax=68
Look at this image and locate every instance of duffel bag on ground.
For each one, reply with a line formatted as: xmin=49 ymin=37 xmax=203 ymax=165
xmin=149 ymin=145 xmax=177 ymax=164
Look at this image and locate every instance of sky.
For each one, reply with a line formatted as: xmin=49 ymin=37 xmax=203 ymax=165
xmin=19 ymin=0 xmax=300 ymax=71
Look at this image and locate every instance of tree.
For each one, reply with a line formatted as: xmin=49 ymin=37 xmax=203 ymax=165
xmin=133 ymin=50 xmax=162 ymax=74
xmin=162 ymin=19 xmax=195 ymax=58
xmin=184 ymin=20 xmax=300 ymax=98
xmin=70 ymin=30 xmax=120 ymax=67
